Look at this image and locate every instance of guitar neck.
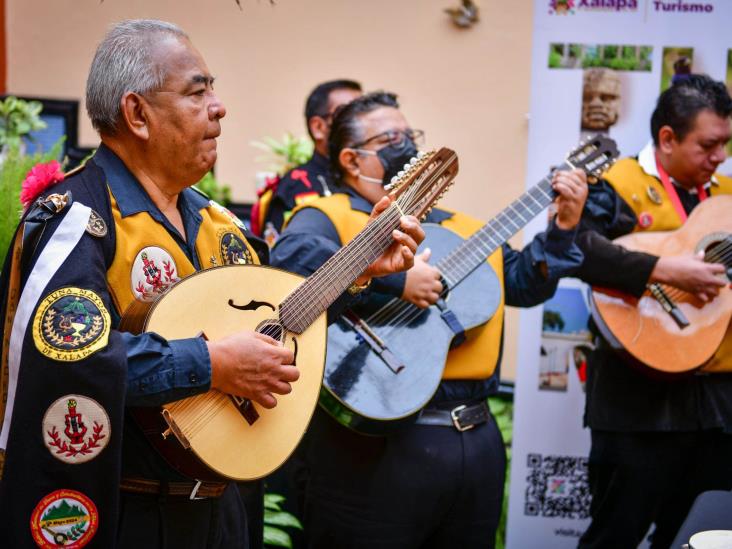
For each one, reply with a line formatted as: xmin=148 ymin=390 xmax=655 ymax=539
xmin=279 ymin=206 xmax=402 ymax=334
xmin=436 ymin=165 xmax=566 ymax=286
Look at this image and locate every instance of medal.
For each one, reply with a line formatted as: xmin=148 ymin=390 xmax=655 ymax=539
xmin=646 ymin=186 xmax=662 ymax=205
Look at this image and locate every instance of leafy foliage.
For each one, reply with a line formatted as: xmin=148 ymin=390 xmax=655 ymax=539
xmin=264 ymin=492 xmax=302 ymax=548
xmin=251 ymin=133 xmax=314 ymax=176
xmin=0 ymin=138 xmax=65 ymax=265
xmin=488 ymin=395 xmax=514 ymax=549
xmin=0 ymin=96 xmax=47 ymax=149
xmin=194 ymin=171 xmax=232 ymax=206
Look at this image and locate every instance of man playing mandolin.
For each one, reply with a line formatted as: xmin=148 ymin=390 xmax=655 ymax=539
xmin=0 ymin=20 xmax=425 ymax=548
xmin=271 ymin=91 xmax=588 ymax=548
xmin=576 ymin=74 xmax=732 ymax=549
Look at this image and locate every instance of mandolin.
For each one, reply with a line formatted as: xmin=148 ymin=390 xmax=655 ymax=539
xmin=591 ymin=194 xmax=732 ymax=375
xmin=120 ymin=148 xmax=459 ymax=480
xmin=321 ymin=136 xmax=619 ymax=435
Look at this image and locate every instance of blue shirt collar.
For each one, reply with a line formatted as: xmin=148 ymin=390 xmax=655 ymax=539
xmin=93 ymin=143 xmax=210 ymax=220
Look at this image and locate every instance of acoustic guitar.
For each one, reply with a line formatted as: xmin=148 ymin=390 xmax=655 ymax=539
xmin=120 ymin=148 xmax=459 ymax=480
xmin=322 ymin=136 xmax=619 ymax=435
xmin=591 ymin=194 xmax=732 ymax=375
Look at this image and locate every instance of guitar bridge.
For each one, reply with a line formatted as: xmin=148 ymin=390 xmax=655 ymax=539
xmin=161 ymin=409 xmax=191 ymax=449
xmin=343 ymin=311 xmax=405 ymax=374
xmin=648 ymin=283 xmax=690 ymax=329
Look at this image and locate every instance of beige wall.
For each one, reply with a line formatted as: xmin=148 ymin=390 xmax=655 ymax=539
xmin=6 ymin=0 xmax=534 ymax=381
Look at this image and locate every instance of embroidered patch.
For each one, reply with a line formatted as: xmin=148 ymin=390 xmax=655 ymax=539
xmin=85 ymin=210 xmax=107 ymax=238
xmin=209 ymin=200 xmax=247 ymax=230
xmin=294 ymin=191 xmax=319 ymax=206
xmin=638 ymin=212 xmax=654 ymax=229
xmin=646 ymin=186 xmax=663 ymax=205
xmin=30 ymin=489 xmax=99 ymax=548
xmin=32 ymin=288 xmax=110 ymax=362
xmin=43 ymin=395 xmax=110 ymax=464
xmin=131 ymin=246 xmax=179 ymax=301
xmin=218 ymin=229 xmax=253 ymax=265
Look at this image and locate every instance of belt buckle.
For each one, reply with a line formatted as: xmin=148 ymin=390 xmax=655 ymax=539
xmin=450 ymin=404 xmax=474 ymax=432
xmin=189 ymin=480 xmax=206 ymax=500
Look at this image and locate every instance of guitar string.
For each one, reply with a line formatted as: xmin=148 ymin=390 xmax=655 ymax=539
xmin=367 ymin=183 xmax=557 ymax=338
xmin=365 ymin=176 xmax=555 ymax=327
xmin=660 ymin=239 xmax=732 ymax=302
xmin=280 ymin=157 xmax=455 ymax=331
xmin=367 ymin=173 xmax=551 ymax=322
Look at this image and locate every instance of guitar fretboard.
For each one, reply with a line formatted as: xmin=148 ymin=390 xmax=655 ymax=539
xmin=436 ymin=162 xmax=568 ymax=287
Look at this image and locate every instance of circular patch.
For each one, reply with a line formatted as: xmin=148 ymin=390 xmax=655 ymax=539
xmin=209 ymin=200 xmax=247 ymax=230
xmin=43 ymin=395 xmax=110 ymax=464
xmin=219 ymin=230 xmax=254 ymax=265
xmin=638 ymin=211 xmax=654 ymax=229
xmin=33 ymin=288 xmax=110 ymax=362
xmin=131 ymin=246 xmax=179 ymax=302
xmin=30 ymin=489 xmax=98 ymax=548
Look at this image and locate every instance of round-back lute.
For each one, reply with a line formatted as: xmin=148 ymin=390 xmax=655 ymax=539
xmin=120 ymin=148 xmax=459 ymax=480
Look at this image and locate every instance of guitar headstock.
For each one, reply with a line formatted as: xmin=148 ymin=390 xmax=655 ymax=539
xmin=566 ymin=135 xmax=620 ymax=183
xmin=386 ymin=147 xmax=459 ymax=220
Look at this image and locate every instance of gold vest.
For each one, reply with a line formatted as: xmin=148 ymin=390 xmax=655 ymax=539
xmin=604 ymin=158 xmax=732 ymax=372
xmin=106 ymin=189 xmax=260 ymax=315
xmin=293 ymin=194 xmax=505 ymax=379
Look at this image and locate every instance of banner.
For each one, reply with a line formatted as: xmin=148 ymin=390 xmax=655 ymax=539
xmin=506 ymin=2 xmax=732 ymax=547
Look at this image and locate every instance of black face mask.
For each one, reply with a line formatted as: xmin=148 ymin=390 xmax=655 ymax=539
xmin=376 ymin=139 xmax=419 ymax=187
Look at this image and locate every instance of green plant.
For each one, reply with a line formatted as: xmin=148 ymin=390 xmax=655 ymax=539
xmin=251 ymin=133 xmax=314 ymax=176
xmin=0 ymin=96 xmax=47 ymax=150
xmin=0 ymin=138 xmax=65 ymax=265
xmin=488 ymin=395 xmax=514 ymax=549
xmin=194 ymin=171 xmax=232 ymax=206
xmin=263 ymin=493 xmax=303 ymax=548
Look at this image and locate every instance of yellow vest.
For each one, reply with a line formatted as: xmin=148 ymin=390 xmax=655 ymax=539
xmin=604 ymin=158 xmax=732 ymax=372
xmin=106 ymin=189 xmax=260 ymax=315
xmin=293 ymin=193 xmax=505 ymax=379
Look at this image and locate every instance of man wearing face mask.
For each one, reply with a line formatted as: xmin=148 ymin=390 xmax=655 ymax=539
xmin=270 ymin=92 xmax=587 ymax=548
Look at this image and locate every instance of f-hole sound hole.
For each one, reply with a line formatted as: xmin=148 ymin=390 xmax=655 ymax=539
xmin=257 ymin=319 xmax=285 ymax=343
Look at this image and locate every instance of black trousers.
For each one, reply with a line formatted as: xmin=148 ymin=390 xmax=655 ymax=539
xmin=301 ymin=406 xmax=506 ymax=549
xmin=116 ymin=484 xmax=250 ymax=549
xmin=578 ymin=429 xmax=732 ymax=549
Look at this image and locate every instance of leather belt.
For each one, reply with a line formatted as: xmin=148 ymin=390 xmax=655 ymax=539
xmin=120 ymin=477 xmax=228 ymax=500
xmin=416 ymin=401 xmax=491 ymax=432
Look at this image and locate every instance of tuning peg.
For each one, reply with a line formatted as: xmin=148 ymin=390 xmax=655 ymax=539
xmin=410 ymin=157 xmax=418 ymax=165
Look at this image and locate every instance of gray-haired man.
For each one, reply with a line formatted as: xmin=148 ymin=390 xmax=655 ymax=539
xmin=0 ymin=19 xmax=423 ymax=547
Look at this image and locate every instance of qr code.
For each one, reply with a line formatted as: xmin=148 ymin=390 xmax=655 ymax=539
xmin=524 ymin=453 xmax=590 ymax=519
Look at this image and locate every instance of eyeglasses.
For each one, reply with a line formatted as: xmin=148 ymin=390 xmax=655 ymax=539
xmin=352 ymin=129 xmax=425 ymax=150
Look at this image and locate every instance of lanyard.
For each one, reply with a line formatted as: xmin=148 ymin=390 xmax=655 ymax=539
xmin=655 ymin=153 xmax=708 ymax=222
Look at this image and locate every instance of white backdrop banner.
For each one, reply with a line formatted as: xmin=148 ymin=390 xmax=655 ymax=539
xmin=506 ymin=1 xmax=732 ymax=547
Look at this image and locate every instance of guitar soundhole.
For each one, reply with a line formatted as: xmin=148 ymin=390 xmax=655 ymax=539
xmin=256 ymin=319 xmax=285 ymax=343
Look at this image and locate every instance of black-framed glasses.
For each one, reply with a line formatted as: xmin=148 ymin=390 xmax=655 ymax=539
xmin=352 ymin=129 xmax=425 ymax=150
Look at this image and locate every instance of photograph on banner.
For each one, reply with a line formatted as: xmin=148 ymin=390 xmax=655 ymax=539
xmin=548 ymin=43 xmax=652 ymax=71
xmin=660 ymin=47 xmax=694 ymax=91
xmin=539 ymin=287 xmax=593 ymax=392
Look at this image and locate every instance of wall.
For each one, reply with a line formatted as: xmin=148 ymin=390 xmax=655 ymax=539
xmin=6 ymin=0 xmax=535 ymax=381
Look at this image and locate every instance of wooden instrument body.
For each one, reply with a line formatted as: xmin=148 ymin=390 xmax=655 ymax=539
xmin=123 ymin=265 xmax=326 ymax=481
xmin=590 ymin=195 xmax=732 ymax=374
xmin=322 ymin=224 xmax=500 ymax=434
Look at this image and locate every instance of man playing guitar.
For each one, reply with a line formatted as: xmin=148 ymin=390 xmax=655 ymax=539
xmin=577 ymin=74 xmax=732 ymax=549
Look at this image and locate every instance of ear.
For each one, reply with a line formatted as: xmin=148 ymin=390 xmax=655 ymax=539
xmin=657 ymin=125 xmax=676 ymax=155
xmin=309 ymin=116 xmax=328 ymax=143
xmin=119 ymin=92 xmax=151 ymax=141
xmin=339 ymin=148 xmax=360 ymax=178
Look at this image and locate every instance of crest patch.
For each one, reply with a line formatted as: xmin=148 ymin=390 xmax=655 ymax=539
xmin=30 ymin=489 xmax=99 ymax=548
xmin=43 ymin=395 xmax=110 ymax=464
xmin=219 ymin=229 xmax=253 ymax=265
xmin=32 ymin=288 xmax=110 ymax=362
xmin=131 ymin=246 xmax=179 ymax=301
xmin=209 ymin=200 xmax=247 ymax=230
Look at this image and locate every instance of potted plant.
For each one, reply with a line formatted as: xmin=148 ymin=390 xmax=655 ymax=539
xmin=0 ymin=96 xmax=47 ymax=160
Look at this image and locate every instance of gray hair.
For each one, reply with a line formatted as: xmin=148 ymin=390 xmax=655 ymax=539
xmin=86 ymin=19 xmax=188 ymax=135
